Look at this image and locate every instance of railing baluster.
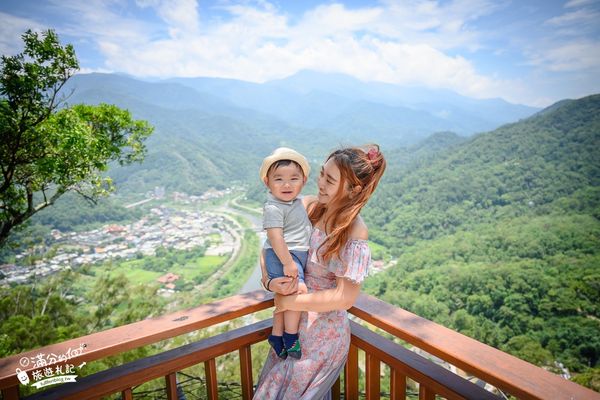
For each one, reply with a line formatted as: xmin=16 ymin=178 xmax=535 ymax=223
xmin=205 ymin=358 xmax=218 ymax=400
xmin=165 ymin=372 xmax=177 ymax=400
xmin=2 ymin=386 xmax=19 ymax=400
xmin=419 ymin=384 xmax=436 ymax=400
xmin=390 ymin=368 xmax=407 ymax=400
xmin=331 ymin=375 xmax=341 ymax=399
xmin=345 ymin=344 xmax=359 ymax=400
xmin=121 ymin=387 xmax=133 ymax=400
xmin=366 ymin=353 xmax=380 ymax=400
xmin=239 ymin=345 xmax=253 ymax=400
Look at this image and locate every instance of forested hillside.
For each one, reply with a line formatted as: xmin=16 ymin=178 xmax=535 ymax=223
xmin=58 ymin=72 xmax=537 ymax=196
xmin=362 ymin=95 xmax=600 ymax=380
xmin=63 ymin=74 xmax=333 ymax=195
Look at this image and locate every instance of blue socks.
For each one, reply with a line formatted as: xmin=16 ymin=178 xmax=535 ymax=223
xmin=269 ymin=332 xmax=302 ymax=360
xmin=283 ymin=332 xmax=301 ymax=359
xmin=268 ymin=335 xmax=287 ymax=359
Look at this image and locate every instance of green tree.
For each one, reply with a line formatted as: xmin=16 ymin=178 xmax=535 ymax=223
xmin=572 ymin=368 xmax=600 ymax=392
xmin=0 ymin=272 xmax=83 ymax=356
xmin=0 ymin=29 xmax=153 ymax=247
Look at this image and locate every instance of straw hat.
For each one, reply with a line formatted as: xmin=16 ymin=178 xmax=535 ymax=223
xmin=259 ymin=147 xmax=310 ymax=181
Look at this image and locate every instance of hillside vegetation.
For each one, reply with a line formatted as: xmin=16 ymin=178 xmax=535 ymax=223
xmin=362 ymin=95 xmax=600 ymax=380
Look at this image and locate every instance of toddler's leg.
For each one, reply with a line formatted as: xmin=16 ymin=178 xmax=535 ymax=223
xmin=291 ymin=251 xmax=308 ymax=294
xmin=268 ymin=312 xmax=286 ymax=359
xmin=283 ymin=311 xmax=302 ymax=359
xmin=272 ymin=311 xmax=284 ymax=336
xmin=264 ymin=249 xmax=287 ymax=358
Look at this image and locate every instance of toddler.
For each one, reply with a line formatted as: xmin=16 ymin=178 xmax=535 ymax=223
xmin=259 ymin=147 xmax=311 ymax=359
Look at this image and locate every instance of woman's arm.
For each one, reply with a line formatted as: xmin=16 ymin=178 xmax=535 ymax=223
xmin=275 ymin=277 xmax=361 ymax=312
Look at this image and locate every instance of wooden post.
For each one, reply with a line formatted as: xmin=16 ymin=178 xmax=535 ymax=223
xmin=366 ymin=353 xmax=380 ymax=400
xmin=121 ymin=387 xmax=133 ymax=400
xmin=165 ymin=373 xmax=178 ymax=400
xmin=345 ymin=344 xmax=359 ymax=400
xmin=390 ymin=368 xmax=407 ymax=400
xmin=419 ymin=384 xmax=435 ymax=400
xmin=205 ymin=359 xmax=218 ymax=400
xmin=1 ymin=386 xmax=19 ymax=400
xmin=239 ymin=346 xmax=253 ymax=400
xmin=331 ymin=375 xmax=341 ymax=399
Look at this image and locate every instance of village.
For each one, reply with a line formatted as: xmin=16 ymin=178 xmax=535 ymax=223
xmin=0 ymin=189 xmax=238 ymax=287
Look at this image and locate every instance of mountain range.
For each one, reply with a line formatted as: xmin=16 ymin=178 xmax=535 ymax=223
xmin=60 ymin=70 xmax=539 ymax=194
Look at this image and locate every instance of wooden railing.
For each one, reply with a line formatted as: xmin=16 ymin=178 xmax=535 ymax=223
xmin=0 ymin=290 xmax=597 ymax=400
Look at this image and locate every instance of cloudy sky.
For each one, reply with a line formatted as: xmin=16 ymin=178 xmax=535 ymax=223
xmin=1 ymin=0 xmax=599 ymax=107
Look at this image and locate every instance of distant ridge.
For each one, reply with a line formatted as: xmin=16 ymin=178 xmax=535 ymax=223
xmin=57 ymin=72 xmax=572 ymax=195
xmin=167 ymin=69 xmax=540 ymax=145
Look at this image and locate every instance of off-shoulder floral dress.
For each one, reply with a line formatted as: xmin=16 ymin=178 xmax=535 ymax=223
xmin=254 ymin=227 xmax=372 ymax=400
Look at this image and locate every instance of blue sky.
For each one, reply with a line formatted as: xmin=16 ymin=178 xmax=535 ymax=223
xmin=1 ymin=0 xmax=599 ymax=107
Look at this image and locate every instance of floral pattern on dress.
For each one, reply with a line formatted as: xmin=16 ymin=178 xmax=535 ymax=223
xmin=254 ymin=228 xmax=372 ymax=399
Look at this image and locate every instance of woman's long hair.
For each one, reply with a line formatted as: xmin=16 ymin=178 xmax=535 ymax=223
xmin=309 ymin=144 xmax=386 ymax=262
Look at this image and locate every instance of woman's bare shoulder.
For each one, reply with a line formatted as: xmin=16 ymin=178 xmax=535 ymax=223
xmin=350 ymin=216 xmax=368 ymax=240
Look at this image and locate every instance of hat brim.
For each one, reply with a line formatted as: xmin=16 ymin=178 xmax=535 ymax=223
xmin=259 ymin=150 xmax=310 ymax=181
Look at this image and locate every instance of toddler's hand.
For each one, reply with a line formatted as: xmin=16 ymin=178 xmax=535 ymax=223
xmin=283 ymin=262 xmax=298 ymax=278
xmin=297 ymin=282 xmax=308 ymax=294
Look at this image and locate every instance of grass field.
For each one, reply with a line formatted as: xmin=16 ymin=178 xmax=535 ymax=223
xmin=169 ymin=255 xmax=227 ymax=282
xmin=71 ymin=254 xmax=228 ymax=295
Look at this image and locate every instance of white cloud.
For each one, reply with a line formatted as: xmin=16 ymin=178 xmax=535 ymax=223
xmin=137 ymin=0 xmax=200 ymax=38
xmin=92 ymin=0 xmax=509 ymax=99
xmin=9 ymin=0 xmax=597 ymax=106
xmin=47 ymin=0 xmax=155 ymax=45
xmin=526 ymin=3 xmax=600 ymax=75
xmin=526 ymin=41 xmax=600 ymax=72
xmin=564 ymin=0 xmax=597 ymax=8
xmin=545 ymin=8 xmax=600 ymax=27
xmin=0 ymin=12 xmax=44 ymax=55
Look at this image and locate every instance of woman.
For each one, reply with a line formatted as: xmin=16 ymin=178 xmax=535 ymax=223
xmin=254 ymin=144 xmax=386 ymax=399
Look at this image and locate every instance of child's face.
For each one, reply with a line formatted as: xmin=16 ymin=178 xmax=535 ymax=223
xmin=264 ymin=163 xmax=306 ymax=202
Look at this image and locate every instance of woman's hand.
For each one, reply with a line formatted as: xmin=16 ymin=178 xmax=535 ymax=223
xmin=268 ymin=276 xmax=298 ymax=295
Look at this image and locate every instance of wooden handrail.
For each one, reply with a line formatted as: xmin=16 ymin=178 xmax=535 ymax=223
xmin=1 ymin=290 xmax=598 ymax=400
xmin=15 ymin=319 xmax=497 ymax=400
xmin=21 ymin=319 xmax=271 ymax=400
xmin=0 ymin=291 xmax=273 ymax=390
xmin=349 ymin=321 xmax=499 ymax=400
xmin=349 ymin=293 xmax=599 ymax=400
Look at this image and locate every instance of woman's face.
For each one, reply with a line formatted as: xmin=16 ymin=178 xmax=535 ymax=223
xmin=317 ymin=158 xmax=343 ymax=204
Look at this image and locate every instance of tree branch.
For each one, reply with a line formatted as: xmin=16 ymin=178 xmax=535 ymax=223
xmin=72 ymin=186 xmax=99 ymax=205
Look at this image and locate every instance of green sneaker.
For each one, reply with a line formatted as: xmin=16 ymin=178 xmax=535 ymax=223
xmin=286 ymin=339 xmax=302 ymax=359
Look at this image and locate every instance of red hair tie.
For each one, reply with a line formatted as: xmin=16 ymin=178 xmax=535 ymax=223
xmin=367 ymin=148 xmax=381 ymax=168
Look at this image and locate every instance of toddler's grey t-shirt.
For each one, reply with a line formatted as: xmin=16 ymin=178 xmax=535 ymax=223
xmin=263 ymin=193 xmax=312 ymax=251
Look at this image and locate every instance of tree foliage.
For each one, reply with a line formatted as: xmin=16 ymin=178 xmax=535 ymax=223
xmin=362 ymin=95 xmax=600 ymax=387
xmin=0 ymin=29 xmax=153 ymax=246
